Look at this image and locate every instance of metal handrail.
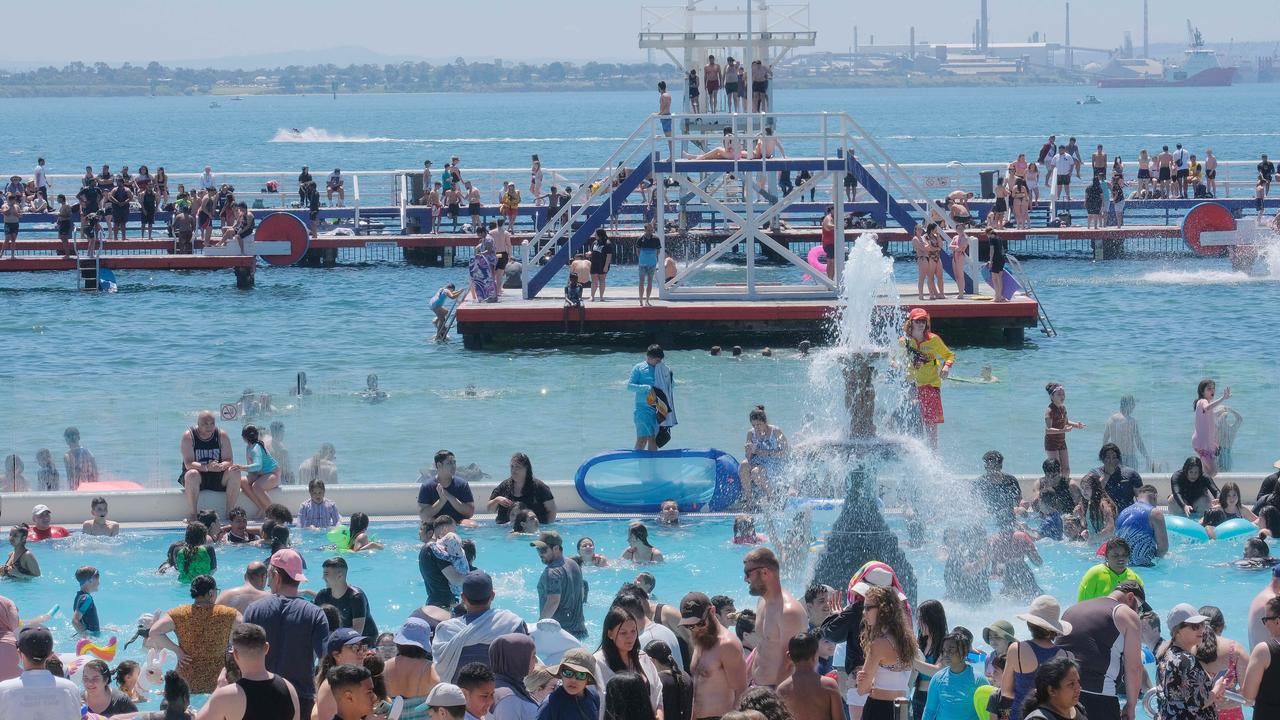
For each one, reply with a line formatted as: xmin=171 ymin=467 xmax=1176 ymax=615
xmin=524 ymin=115 xmax=659 ymax=272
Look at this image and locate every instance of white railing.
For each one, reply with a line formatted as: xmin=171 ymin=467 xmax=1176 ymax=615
xmin=13 ymin=157 xmax=1261 ymax=219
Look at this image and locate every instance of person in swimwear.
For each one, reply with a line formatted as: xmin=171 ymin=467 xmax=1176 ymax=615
xmin=752 ymin=127 xmax=786 ymax=159
xmin=431 ymin=282 xmax=464 ymax=335
xmin=232 ymin=424 xmax=279 ymax=520
xmin=465 ymin=182 xmax=483 ymax=231
xmin=947 ymin=226 xmax=970 ymax=297
xmin=0 ymin=524 xmax=39 ymax=577
xmin=911 ymin=225 xmax=942 ymax=300
xmin=1192 ymin=378 xmax=1231 ymax=477
xmin=704 ymin=55 xmax=723 ymax=113
xmin=686 ymin=127 xmax=746 ymax=161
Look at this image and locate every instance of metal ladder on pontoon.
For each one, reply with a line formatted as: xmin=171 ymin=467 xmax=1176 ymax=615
xmin=1006 ymin=254 xmax=1057 ymax=337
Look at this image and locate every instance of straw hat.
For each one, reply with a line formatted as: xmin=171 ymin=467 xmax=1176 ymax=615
xmin=1015 ymin=595 xmax=1073 ymax=636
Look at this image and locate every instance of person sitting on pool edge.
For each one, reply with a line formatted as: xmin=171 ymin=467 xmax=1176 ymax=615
xmin=179 ymin=410 xmax=241 ymax=522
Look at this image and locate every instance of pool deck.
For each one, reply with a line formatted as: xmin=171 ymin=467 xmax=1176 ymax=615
xmin=11 ymin=473 xmax=1269 ymax=526
xmin=0 ymin=253 xmax=254 ymax=272
xmin=455 ymin=284 xmax=1040 ymax=348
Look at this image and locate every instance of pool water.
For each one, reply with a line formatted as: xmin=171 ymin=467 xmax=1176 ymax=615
xmin=6 ymin=514 xmax=1266 ymax=709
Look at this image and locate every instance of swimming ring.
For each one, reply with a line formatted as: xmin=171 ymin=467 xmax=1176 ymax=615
xmin=973 ymin=684 xmax=997 ymax=719
xmin=1212 ymin=517 xmax=1257 ymax=540
xmin=1164 ymin=514 xmax=1210 ymax=542
xmin=76 ymin=635 xmax=118 ymax=661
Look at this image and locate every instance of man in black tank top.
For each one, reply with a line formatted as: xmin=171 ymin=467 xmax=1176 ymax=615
xmin=199 ymin=623 xmax=300 ymax=720
xmin=1055 ymin=581 xmax=1145 ymax=720
xmin=180 ymin=410 xmax=241 ymax=521
xmin=1243 ymin=596 xmax=1280 ymax=718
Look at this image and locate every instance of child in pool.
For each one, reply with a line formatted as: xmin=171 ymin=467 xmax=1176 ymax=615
xmin=114 ymin=660 xmax=144 ymax=703
xmin=732 ymin=515 xmax=767 ymax=545
xmin=346 ymin=512 xmax=384 ymax=553
xmin=1044 ymin=382 xmax=1085 ymax=477
xmin=428 ymin=515 xmax=470 ymax=594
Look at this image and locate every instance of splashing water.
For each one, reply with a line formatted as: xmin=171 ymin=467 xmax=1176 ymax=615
xmin=764 ymin=236 xmax=982 ymax=594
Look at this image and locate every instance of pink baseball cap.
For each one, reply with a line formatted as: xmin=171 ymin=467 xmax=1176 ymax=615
xmin=269 ymin=548 xmax=307 ymax=583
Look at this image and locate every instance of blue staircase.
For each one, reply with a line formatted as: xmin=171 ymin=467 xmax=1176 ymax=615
xmin=525 ymin=154 xmax=654 ymax=298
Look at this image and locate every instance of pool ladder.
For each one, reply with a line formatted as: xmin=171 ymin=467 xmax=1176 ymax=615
xmin=76 ymin=256 xmax=100 ymax=291
xmin=1006 ymin=254 xmax=1057 ymax=337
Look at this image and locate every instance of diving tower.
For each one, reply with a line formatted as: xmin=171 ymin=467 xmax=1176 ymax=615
xmin=519 ymin=110 xmax=1011 ymax=302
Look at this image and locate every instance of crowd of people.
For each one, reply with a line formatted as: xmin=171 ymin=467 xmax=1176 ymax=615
xmin=3 ymin=497 xmax=1280 ymax=720
xmin=3 ymin=350 xmax=1280 ymax=720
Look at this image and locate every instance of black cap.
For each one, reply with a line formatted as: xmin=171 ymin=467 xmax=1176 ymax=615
xmin=17 ymin=626 xmax=53 ymax=661
xmin=1115 ymin=580 xmax=1145 ymax=601
xmin=679 ymin=592 xmax=713 ymax=626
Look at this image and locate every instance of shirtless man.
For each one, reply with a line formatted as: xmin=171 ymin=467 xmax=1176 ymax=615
xmin=181 ymin=410 xmax=240 ymax=521
xmin=570 ymin=253 xmax=592 ymax=288
xmin=658 ymin=81 xmax=673 ymax=160
xmin=778 ymin=632 xmax=843 ymax=720
xmin=1155 ymin=146 xmax=1175 ymax=198
xmin=465 ymin=182 xmax=483 ymax=231
xmin=81 ymin=496 xmax=120 ymax=537
xmin=1091 ymin=145 xmax=1107 ymax=180
xmin=743 ymin=547 xmax=808 ymax=687
xmin=680 ymin=591 xmax=748 ymax=718
xmin=443 ymin=185 xmax=463 ymax=232
xmin=752 ymin=127 xmax=786 ymax=159
xmin=704 ymin=55 xmax=722 ymax=113
xmin=216 ymin=562 xmax=272 ymax=613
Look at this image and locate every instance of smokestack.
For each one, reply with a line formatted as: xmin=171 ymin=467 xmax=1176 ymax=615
xmin=980 ymin=0 xmax=989 ymax=52
xmin=974 ymin=20 xmax=979 ymax=49
xmin=1143 ymin=0 xmax=1149 ymax=58
xmin=910 ymin=26 xmax=916 ymax=59
xmin=854 ymin=24 xmax=858 ymax=55
xmin=1065 ymin=2 xmax=1072 ymax=68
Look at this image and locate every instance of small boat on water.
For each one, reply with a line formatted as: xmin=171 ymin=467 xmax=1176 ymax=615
xmin=1077 ymin=95 xmax=1101 ymax=105
xmin=209 ymin=101 xmax=222 ymax=108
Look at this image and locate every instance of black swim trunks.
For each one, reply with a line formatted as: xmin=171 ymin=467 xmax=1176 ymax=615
xmin=1137 ymin=168 xmax=1151 ymax=179
xmin=1206 ymin=169 xmax=1217 ymax=179
xmin=1159 ymin=167 xmax=1171 ymax=181
xmin=1056 ymin=175 xmax=1071 ymax=186
xmin=752 ymin=81 xmax=767 ymax=94
xmin=179 ymin=467 xmax=226 ymax=492
xmin=496 ymin=251 xmax=509 ymax=270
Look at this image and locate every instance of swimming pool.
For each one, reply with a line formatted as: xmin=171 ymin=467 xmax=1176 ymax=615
xmin=6 ymin=513 xmax=1266 ymax=711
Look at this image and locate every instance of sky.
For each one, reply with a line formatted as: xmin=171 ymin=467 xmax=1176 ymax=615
xmin=1 ymin=0 xmax=1276 ymax=67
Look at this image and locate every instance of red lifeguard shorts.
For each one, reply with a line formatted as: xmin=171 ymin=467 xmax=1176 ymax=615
xmin=916 ymin=384 xmax=944 ymax=424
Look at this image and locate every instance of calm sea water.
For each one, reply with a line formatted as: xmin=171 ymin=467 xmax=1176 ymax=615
xmin=1 ymin=85 xmax=1279 ymax=485
xmin=3 ymin=516 xmax=1263 ymax=709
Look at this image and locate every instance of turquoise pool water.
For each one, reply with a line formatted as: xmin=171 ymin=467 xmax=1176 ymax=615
xmin=3 ymin=514 xmax=1266 ymax=709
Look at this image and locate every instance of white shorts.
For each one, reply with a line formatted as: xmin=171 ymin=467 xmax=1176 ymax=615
xmin=846 ymin=688 xmax=869 ymax=707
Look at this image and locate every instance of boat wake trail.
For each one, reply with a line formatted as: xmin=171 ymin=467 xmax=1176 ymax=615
xmin=270 ymin=127 xmax=626 ymax=144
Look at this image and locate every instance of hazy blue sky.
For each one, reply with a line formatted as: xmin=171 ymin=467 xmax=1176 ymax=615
xmin=2 ymin=0 xmax=1275 ymax=66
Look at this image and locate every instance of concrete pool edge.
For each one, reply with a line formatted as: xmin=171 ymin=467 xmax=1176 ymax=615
xmin=2 ymin=473 xmax=1269 ymax=525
